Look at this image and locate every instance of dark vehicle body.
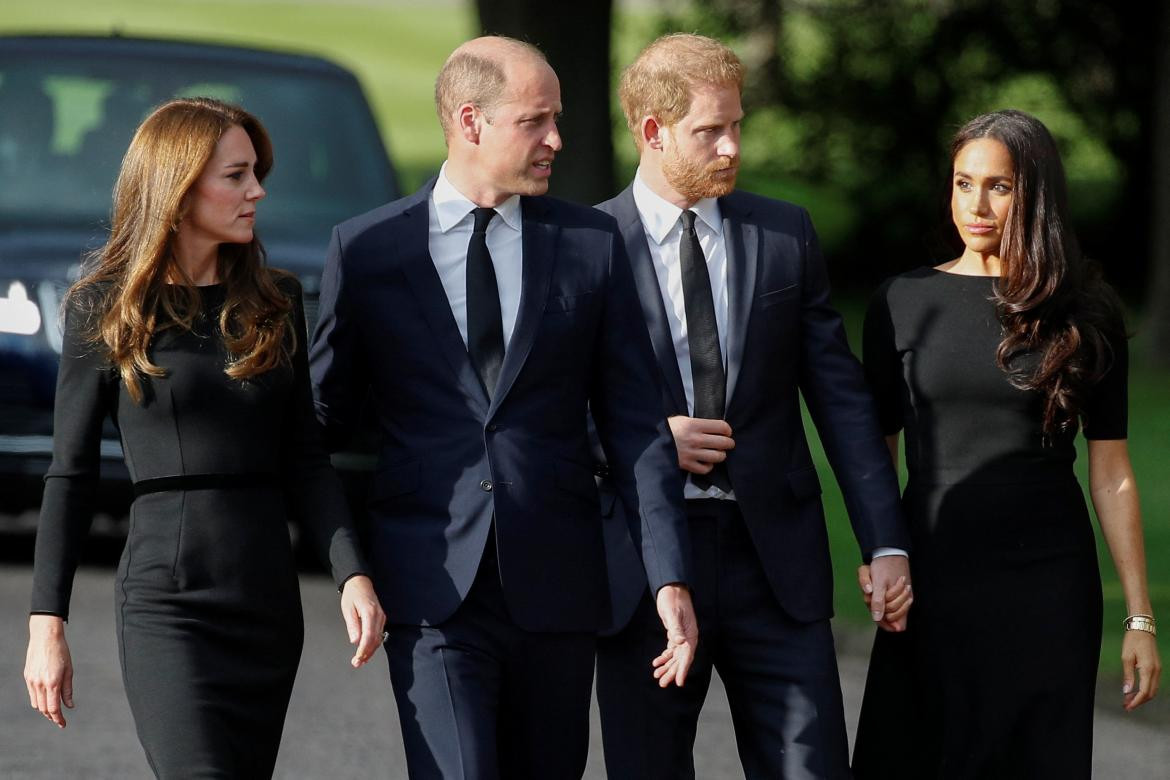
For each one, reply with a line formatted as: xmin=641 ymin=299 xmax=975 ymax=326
xmin=0 ymin=35 xmax=397 ymax=530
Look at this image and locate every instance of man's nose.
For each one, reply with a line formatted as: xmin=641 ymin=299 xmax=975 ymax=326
xmin=544 ymin=126 xmax=563 ymax=152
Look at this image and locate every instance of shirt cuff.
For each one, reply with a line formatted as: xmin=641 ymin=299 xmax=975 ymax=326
xmin=871 ymin=547 xmax=908 ymax=559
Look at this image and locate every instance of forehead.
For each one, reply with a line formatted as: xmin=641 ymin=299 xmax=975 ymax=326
xmin=954 ymin=138 xmax=1014 ymax=174
xmin=680 ymin=82 xmax=742 ymax=123
xmin=210 ymin=124 xmax=257 ymax=161
xmin=499 ymin=58 xmax=561 ymax=110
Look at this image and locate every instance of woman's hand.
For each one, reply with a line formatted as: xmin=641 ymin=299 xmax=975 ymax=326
xmin=340 ymin=575 xmax=387 ymax=668
xmin=24 ymin=615 xmax=74 ymax=728
xmin=1121 ymin=629 xmax=1161 ymax=711
xmin=857 ymin=564 xmax=912 ymax=633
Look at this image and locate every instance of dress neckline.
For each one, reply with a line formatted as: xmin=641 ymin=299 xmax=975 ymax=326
xmin=929 ymin=266 xmax=999 ymax=279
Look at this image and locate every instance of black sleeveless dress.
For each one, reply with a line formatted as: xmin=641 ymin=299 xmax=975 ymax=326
xmin=852 ymin=268 xmax=1126 ymax=780
xmin=30 ymin=279 xmax=367 ymax=778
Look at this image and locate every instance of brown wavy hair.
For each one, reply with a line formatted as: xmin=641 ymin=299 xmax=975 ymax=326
xmin=950 ymin=110 xmax=1123 ymax=435
xmin=67 ymin=97 xmax=293 ymax=403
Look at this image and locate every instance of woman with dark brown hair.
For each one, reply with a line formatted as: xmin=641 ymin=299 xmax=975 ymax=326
xmin=852 ymin=109 xmax=1160 ymax=778
xmin=22 ymin=97 xmax=386 ymax=777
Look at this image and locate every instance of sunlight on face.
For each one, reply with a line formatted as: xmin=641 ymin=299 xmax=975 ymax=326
xmin=951 ymin=137 xmax=1014 ymax=261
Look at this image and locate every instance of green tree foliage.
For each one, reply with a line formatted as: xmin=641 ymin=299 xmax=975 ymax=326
xmin=656 ymin=1 xmax=1158 ymax=300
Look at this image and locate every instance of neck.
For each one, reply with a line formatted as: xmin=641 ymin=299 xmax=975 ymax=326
xmin=638 ymin=155 xmax=695 ymax=210
xmin=445 ymin=158 xmax=512 ymax=208
xmin=946 ymin=250 xmax=1002 ymax=277
xmin=170 ymin=236 xmax=220 ymax=285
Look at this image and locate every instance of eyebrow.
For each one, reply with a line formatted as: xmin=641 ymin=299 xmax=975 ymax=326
xmin=223 ymin=160 xmax=251 ymax=169
xmin=954 ymin=170 xmax=1012 ymax=180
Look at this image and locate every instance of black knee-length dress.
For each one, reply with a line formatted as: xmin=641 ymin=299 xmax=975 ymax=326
xmin=851 ymin=268 xmax=1126 ymax=780
xmin=30 ymin=278 xmax=367 ymax=778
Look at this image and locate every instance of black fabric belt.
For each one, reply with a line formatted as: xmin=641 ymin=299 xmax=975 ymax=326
xmin=132 ymin=472 xmax=279 ymax=498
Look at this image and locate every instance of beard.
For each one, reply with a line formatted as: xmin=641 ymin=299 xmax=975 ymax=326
xmin=662 ymin=147 xmax=739 ymax=202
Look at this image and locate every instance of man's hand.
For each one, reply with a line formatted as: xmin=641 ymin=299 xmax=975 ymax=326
xmin=667 ymin=415 xmax=734 ymax=475
xmin=340 ymin=575 xmax=387 ymax=669
xmin=25 ymin=615 xmax=74 ymax=728
xmin=857 ymin=556 xmax=913 ymax=632
xmin=652 ymin=584 xmax=699 ymax=687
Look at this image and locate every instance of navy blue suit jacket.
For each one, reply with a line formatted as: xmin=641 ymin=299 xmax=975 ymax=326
xmin=595 ymin=185 xmax=909 ymax=631
xmin=310 ymin=182 xmax=690 ymax=632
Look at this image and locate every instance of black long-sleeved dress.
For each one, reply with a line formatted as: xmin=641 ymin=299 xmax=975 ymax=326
xmin=851 ymin=268 xmax=1127 ymax=779
xmin=30 ymin=278 xmax=367 ymax=778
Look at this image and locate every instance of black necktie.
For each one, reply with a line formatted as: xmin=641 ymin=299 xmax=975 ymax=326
xmin=679 ymin=209 xmax=732 ymax=493
xmin=466 ymin=207 xmax=505 ymax=399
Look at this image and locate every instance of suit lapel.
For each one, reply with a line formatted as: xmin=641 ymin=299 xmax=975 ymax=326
xmin=398 ymin=190 xmax=491 ymax=414
xmin=488 ymin=196 xmax=557 ymax=416
xmin=611 ymin=187 xmax=689 ymax=415
xmin=721 ymin=196 xmax=758 ymax=412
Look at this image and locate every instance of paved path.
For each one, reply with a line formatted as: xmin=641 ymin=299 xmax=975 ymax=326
xmin=1 ymin=565 xmax=1165 ymax=778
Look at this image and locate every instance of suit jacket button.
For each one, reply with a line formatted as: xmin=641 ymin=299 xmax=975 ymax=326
xmin=486 ymin=424 xmax=498 ymax=432
xmin=480 ymin=479 xmax=493 ymax=491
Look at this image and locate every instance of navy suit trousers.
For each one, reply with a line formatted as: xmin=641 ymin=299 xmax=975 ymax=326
xmin=596 ymin=499 xmax=851 ymax=780
xmin=387 ymin=534 xmax=596 ymax=780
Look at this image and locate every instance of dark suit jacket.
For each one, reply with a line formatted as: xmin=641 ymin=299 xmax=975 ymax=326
xmin=595 ymin=185 xmax=909 ymax=631
xmin=309 ymin=181 xmax=690 ymax=633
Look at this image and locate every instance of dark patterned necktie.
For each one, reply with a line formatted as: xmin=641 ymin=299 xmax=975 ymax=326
xmin=466 ymin=207 xmax=504 ymax=399
xmin=679 ymin=209 xmax=731 ymax=493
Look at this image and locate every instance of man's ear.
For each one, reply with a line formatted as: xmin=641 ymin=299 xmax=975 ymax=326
xmin=642 ymin=116 xmax=665 ymax=151
xmin=457 ymin=103 xmax=481 ymax=145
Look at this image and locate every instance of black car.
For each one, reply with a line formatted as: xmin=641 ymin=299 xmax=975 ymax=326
xmin=0 ymin=35 xmax=399 ymax=528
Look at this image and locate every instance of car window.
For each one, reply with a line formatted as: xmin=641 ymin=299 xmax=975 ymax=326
xmin=0 ymin=50 xmax=396 ymax=245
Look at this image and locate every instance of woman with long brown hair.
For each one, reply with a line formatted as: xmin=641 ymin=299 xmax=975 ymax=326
xmin=22 ymin=97 xmax=385 ymax=777
xmin=852 ymin=109 xmax=1160 ymax=778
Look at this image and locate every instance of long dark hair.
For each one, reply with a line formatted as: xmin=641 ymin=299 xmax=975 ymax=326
xmin=950 ymin=109 xmax=1123 ymax=436
xmin=68 ymin=97 xmax=292 ymax=403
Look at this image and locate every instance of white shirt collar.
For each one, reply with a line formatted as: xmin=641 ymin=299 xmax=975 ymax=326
xmin=631 ymin=168 xmax=723 ymax=245
xmin=432 ymin=162 xmax=522 ymax=233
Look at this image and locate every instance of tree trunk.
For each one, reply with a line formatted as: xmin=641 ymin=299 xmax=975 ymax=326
xmin=1147 ymin=2 xmax=1170 ymax=367
xmin=475 ymin=0 xmax=616 ymax=205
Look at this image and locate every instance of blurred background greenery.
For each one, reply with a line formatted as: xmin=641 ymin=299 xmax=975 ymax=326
xmin=1 ymin=0 xmax=1165 ymax=678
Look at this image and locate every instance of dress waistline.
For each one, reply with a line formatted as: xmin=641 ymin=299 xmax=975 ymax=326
xmin=132 ymin=472 xmax=279 ymax=498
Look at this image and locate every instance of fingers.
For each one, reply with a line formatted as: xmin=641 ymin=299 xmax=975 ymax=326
xmin=653 ymin=585 xmax=698 ymax=688
xmin=857 ymin=565 xmax=873 ymax=595
xmin=63 ymin=666 xmax=74 ymax=710
xmin=669 ymin=416 xmax=736 ymax=474
xmin=884 ymin=577 xmax=911 ymax=613
xmin=352 ymin=607 xmax=386 ymax=668
xmin=679 ymin=451 xmax=727 ymax=475
xmin=24 ymin=631 xmax=72 ymax=728
xmin=340 ymin=576 xmax=388 ymax=668
xmin=44 ymin=684 xmax=66 ymax=728
xmin=868 ymin=578 xmax=887 ymax=622
xmin=1123 ymin=653 xmax=1161 ymax=711
xmin=1121 ymin=634 xmax=1161 ymax=711
xmin=342 ymin=603 xmax=360 ymax=645
xmin=691 ymin=433 xmax=735 ymax=452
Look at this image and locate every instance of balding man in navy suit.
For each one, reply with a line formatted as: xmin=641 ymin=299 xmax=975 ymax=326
xmin=310 ymin=36 xmax=697 ymax=780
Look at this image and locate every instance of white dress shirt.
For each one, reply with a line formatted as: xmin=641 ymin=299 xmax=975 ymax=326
xmin=428 ymin=162 xmax=524 ymax=349
xmin=629 ymin=170 xmax=906 ymax=561
xmin=631 ymin=170 xmax=734 ymax=501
